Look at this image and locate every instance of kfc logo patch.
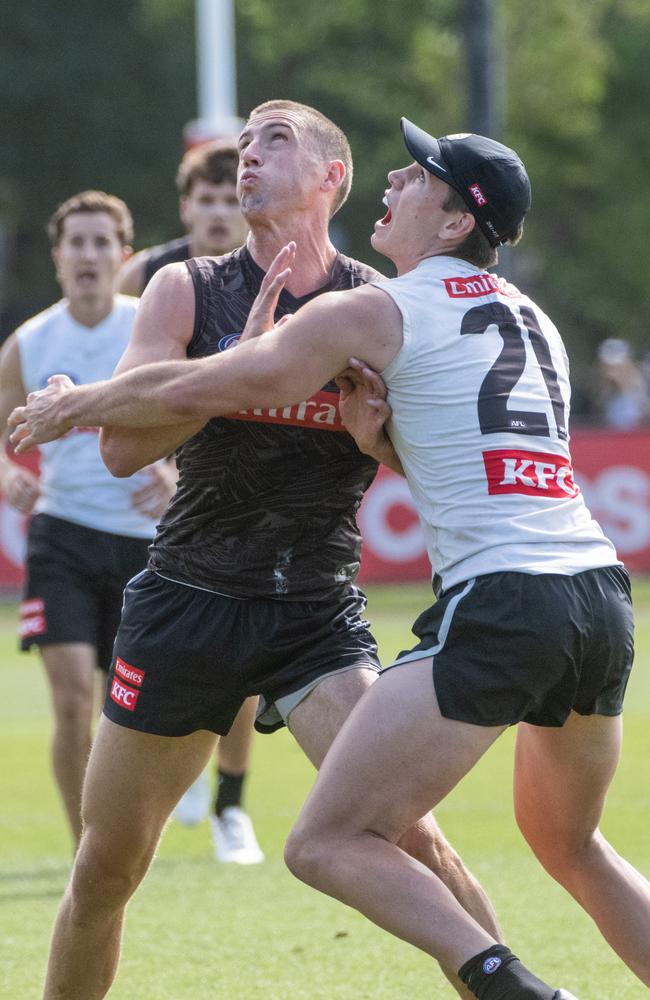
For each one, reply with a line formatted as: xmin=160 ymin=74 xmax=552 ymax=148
xmin=469 ymin=182 xmax=488 ymax=207
xmin=19 ymin=598 xmax=46 ymax=638
xmin=110 ymin=677 xmax=140 ymax=712
xmin=483 ymin=448 xmax=580 ymax=498
xmin=115 ymin=657 xmax=145 ymax=687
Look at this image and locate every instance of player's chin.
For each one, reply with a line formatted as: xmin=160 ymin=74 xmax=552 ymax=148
xmin=370 ymin=227 xmax=387 ymax=251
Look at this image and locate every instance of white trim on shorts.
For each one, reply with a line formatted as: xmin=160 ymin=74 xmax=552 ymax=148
xmin=257 ymin=662 xmax=382 ymax=732
xmin=386 ymin=578 xmax=476 ymax=667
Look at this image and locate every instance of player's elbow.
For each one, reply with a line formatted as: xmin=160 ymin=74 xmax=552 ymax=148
xmin=99 ymin=430 xmax=143 ymax=478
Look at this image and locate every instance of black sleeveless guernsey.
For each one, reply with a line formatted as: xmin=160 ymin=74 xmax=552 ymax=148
xmin=147 ymin=247 xmax=382 ymax=601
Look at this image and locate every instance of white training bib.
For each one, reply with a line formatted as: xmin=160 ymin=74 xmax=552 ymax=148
xmin=16 ymin=296 xmax=159 ymax=538
xmin=374 ymin=256 xmax=618 ymax=590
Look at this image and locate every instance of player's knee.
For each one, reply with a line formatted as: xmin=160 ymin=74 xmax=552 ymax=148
xmin=517 ymin=810 xmax=600 ymax=880
xmin=52 ymin=686 xmax=94 ymax=729
xmin=284 ymin=821 xmax=330 ymax=887
xmin=70 ymin=831 xmax=151 ymax=913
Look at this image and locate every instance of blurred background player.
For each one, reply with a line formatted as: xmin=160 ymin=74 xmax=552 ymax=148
xmin=593 ymin=337 xmax=650 ymax=429
xmin=121 ymin=140 xmax=262 ymax=864
xmin=0 ymin=190 xmax=176 ymax=850
xmin=119 ymin=140 xmax=248 ymax=296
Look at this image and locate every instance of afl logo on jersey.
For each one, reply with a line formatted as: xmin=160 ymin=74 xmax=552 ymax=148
xmin=218 ymin=333 xmax=242 ymax=352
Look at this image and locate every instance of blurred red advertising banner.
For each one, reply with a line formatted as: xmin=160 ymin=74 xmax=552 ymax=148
xmin=0 ymin=430 xmax=649 ymax=591
xmin=357 ymin=429 xmax=650 ymax=584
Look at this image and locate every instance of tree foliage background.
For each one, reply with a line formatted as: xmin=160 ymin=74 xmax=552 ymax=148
xmin=1 ymin=0 xmax=649 ymax=397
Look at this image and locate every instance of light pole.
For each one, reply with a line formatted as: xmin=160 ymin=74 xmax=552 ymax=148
xmin=184 ymin=0 xmax=243 ymax=147
xmin=464 ymin=0 xmax=503 ymax=140
xmin=464 ymin=0 xmax=513 ymax=275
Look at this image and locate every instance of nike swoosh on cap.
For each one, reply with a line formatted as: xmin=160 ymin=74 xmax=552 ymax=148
xmin=426 ymin=156 xmax=448 ymax=172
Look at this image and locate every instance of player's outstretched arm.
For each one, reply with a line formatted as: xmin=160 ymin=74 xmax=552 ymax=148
xmin=9 ymin=251 xmax=403 ymax=458
xmin=7 ymin=265 xmax=205 ymax=473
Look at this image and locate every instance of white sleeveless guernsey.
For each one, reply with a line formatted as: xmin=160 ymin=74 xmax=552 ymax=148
xmin=16 ymin=296 xmax=157 ymax=538
xmin=374 ymin=256 xmax=618 ymax=592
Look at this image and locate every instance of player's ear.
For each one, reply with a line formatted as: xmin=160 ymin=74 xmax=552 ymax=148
xmin=321 ymin=160 xmax=346 ymax=198
xmin=121 ymin=245 xmax=133 ymax=263
xmin=179 ymin=195 xmax=190 ymax=229
xmin=439 ymin=210 xmax=475 ymax=244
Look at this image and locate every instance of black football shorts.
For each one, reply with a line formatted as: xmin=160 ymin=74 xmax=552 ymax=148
xmin=20 ymin=513 xmax=151 ymax=671
xmin=388 ymin=565 xmax=634 ymax=727
xmin=104 ymin=569 xmax=379 ymax=736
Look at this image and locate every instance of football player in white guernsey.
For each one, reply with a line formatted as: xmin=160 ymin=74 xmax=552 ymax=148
xmin=0 ymin=191 xmax=176 ymax=850
xmin=10 ymin=119 xmax=649 ymax=996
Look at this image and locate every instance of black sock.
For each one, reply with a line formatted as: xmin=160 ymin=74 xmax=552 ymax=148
xmin=458 ymin=945 xmax=557 ymax=999
xmin=214 ymin=769 xmax=245 ymax=816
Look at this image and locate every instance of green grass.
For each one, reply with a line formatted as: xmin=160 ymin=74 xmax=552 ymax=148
xmin=2 ymin=581 xmax=649 ymax=999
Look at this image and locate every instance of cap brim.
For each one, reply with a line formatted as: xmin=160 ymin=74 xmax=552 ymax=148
xmin=400 ymin=118 xmax=448 ymax=183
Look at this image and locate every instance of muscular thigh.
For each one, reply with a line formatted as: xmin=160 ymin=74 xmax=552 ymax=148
xmin=514 ymin=711 xmax=623 ymax=841
xmin=296 ymin=660 xmax=504 ymax=843
xmin=82 ymin=716 xmax=217 ymax=850
xmin=288 ymin=666 xmax=379 ymax=768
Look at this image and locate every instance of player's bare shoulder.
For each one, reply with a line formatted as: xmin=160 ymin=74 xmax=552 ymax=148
xmin=115 ymin=262 xmax=196 ymax=375
xmin=137 ymin=263 xmax=194 ymax=337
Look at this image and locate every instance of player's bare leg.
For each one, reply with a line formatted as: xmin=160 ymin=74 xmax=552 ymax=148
xmin=514 ymin=712 xmax=650 ymax=986
xmin=217 ymin=695 xmax=257 ymax=774
xmin=288 ymin=665 xmax=503 ymax=998
xmin=42 ymin=716 xmax=217 ymax=1000
xmin=40 ymin=642 xmax=98 ymax=849
xmin=211 ymin=695 xmax=264 ymax=863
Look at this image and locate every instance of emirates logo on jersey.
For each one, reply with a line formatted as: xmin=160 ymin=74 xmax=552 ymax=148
xmin=443 ymin=274 xmax=520 ymax=299
xmin=228 ymin=389 xmax=346 ymax=432
xmin=483 ymin=448 xmax=580 ymax=498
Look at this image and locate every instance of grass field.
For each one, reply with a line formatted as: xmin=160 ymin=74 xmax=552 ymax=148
xmin=2 ymin=581 xmax=649 ymax=999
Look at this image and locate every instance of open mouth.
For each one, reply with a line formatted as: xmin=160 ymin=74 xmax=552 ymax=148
xmin=375 ymin=195 xmax=392 ymax=228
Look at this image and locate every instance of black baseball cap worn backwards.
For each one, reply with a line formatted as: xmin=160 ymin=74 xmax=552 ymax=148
xmin=400 ymin=118 xmax=531 ymax=247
